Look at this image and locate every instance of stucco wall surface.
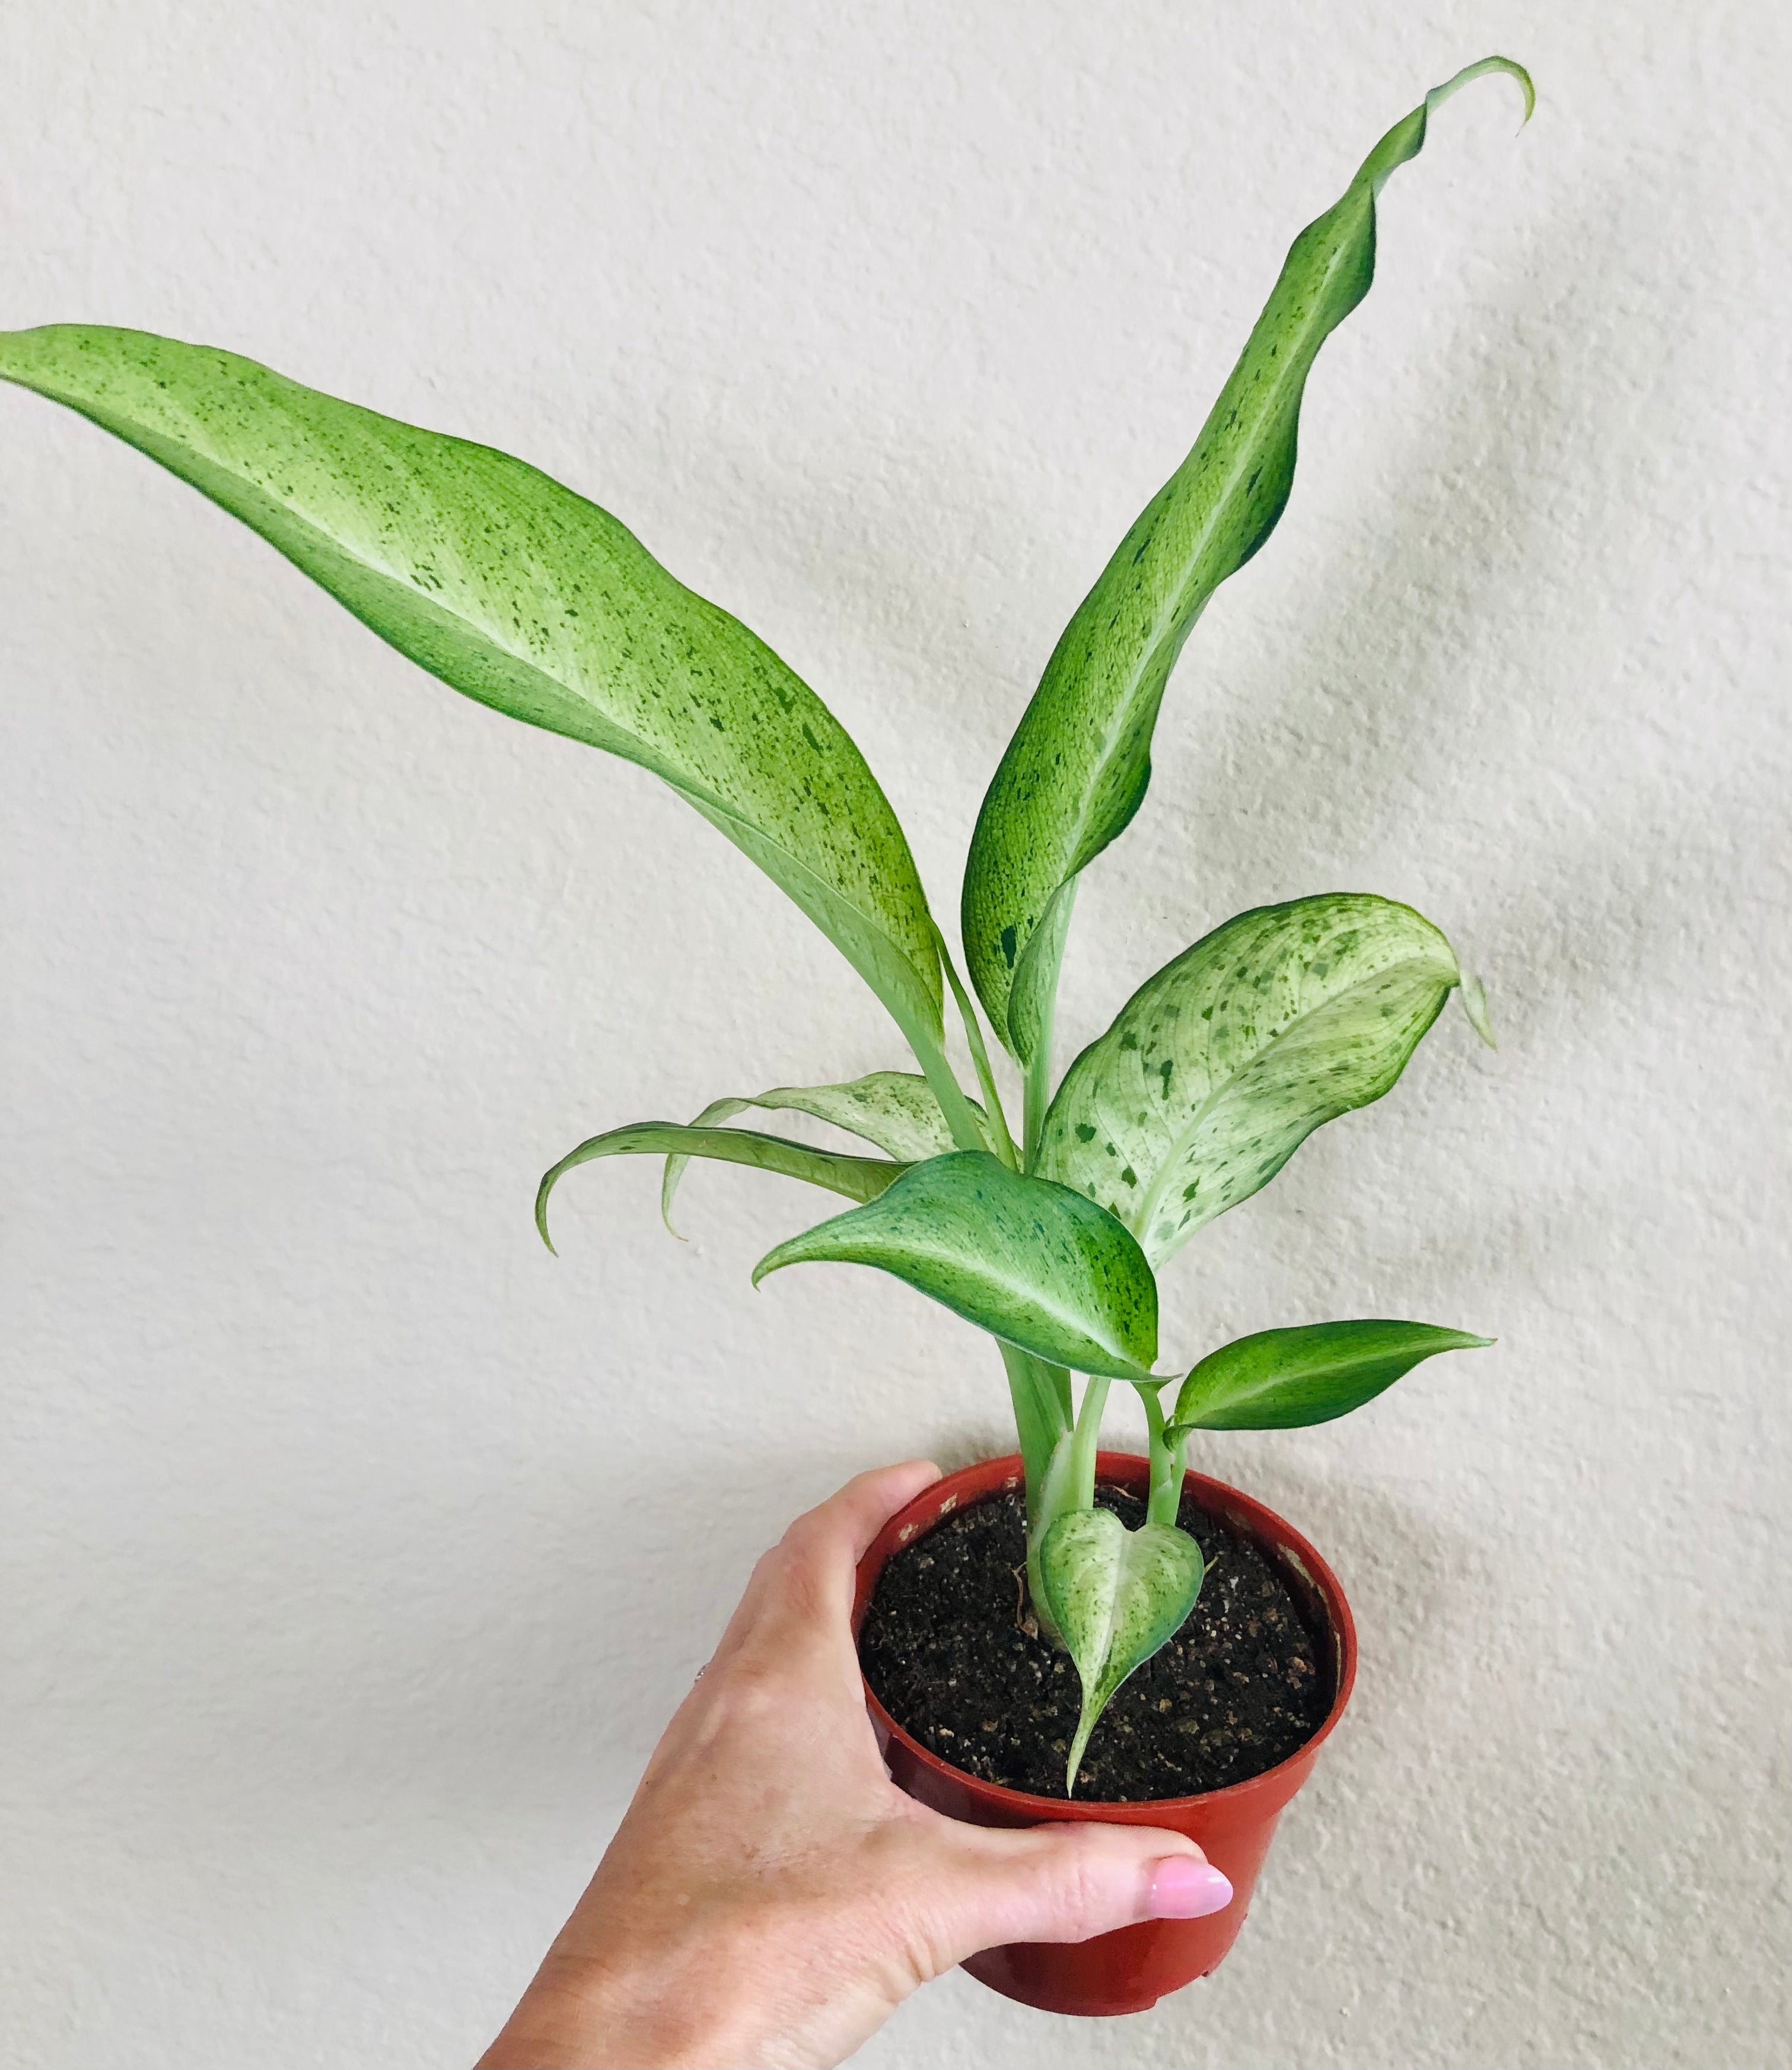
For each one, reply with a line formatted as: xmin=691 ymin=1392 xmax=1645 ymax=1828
xmin=3 ymin=3 xmax=1788 ymax=2065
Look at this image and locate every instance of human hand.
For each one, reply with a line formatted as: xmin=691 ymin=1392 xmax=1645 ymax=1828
xmin=476 ymin=1460 xmax=1233 ymax=2068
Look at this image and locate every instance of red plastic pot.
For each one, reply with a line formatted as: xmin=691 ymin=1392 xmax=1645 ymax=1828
xmin=852 ymin=1451 xmax=1357 ymax=2017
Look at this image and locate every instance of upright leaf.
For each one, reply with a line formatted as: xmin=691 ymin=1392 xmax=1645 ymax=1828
xmin=1036 ymin=1508 xmax=1204 ymax=1794
xmin=960 ymin=58 xmax=1533 ymax=1060
xmin=0 ymin=326 xmax=944 ymax=1046
xmin=1167 ymin=1318 xmax=1492 ymax=1433
xmin=1037 ymin=894 xmax=1462 ymax=1264
xmin=752 ymin=1152 xmax=1158 ymax=1379
xmin=536 ymin=1120 xmax=903 ymax=1252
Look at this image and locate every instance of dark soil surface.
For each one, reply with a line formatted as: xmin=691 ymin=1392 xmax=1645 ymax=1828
xmin=858 ymin=1483 xmax=1332 ymax=1802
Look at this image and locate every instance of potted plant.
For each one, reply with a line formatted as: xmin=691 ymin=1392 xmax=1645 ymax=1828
xmin=1 ymin=55 xmax=1529 ymax=2018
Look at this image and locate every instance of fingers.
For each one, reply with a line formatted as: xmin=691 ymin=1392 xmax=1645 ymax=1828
xmin=708 ymin=1460 xmax=941 ymax=1670
xmin=902 ymin=1819 xmax=1234 ymax=1974
xmin=786 ymin=1459 xmax=944 ymax=1569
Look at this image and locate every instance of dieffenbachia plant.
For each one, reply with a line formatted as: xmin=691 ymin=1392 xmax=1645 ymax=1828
xmin=0 ymin=56 xmax=1528 ymax=1791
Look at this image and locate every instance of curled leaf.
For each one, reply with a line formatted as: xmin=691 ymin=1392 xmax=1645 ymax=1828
xmin=536 ymin=1121 xmax=902 ymax=1252
xmin=660 ymin=1072 xmax=982 ymax=1235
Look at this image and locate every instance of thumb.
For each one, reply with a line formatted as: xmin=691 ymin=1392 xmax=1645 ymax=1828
xmin=909 ymin=1820 xmax=1234 ymax=1972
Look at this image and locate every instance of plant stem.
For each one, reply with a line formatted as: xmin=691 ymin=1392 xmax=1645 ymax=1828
xmin=903 ymin=1016 xmax=994 ymax=1158
xmin=1022 ymin=1036 xmax=1054 ymax=1172
xmin=1138 ymin=1381 xmax=1187 ymax=1526
xmin=999 ymin=1341 xmax=1071 ymax=1506
xmin=1068 ymin=1372 xmax=1110 ymax=1510
xmin=935 ymin=927 xmax=1019 ymax=1169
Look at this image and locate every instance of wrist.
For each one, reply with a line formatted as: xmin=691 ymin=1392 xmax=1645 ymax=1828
xmin=479 ymin=1943 xmax=742 ymax=2069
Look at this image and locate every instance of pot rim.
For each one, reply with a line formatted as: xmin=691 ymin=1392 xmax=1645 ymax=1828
xmin=855 ymin=1449 xmax=1358 ymax=1817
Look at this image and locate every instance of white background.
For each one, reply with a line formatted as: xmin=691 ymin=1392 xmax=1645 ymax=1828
xmin=3 ymin=4 xmax=1788 ymax=2065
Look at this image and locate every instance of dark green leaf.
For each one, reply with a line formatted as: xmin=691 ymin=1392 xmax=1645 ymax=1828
xmin=1167 ymin=1318 xmax=1492 ymax=1433
xmin=751 ymin=1151 xmax=1158 ymax=1379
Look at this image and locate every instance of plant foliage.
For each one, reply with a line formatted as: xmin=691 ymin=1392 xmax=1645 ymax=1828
xmin=0 ymin=55 xmax=1529 ymax=1791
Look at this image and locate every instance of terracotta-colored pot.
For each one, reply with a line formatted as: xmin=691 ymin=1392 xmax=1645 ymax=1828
xmin=852 ymin=1451 xmax=1357 ymax=2017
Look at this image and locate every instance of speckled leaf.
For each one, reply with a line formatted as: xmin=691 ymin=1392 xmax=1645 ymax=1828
xmin=1036 ymin=1508 xmax=1204 ymax=1794
xmin=661 ymin=1071 xmax=985 ymax=1234
xmin=536 ymin=1121 xmax=903 ymax=1252
xmin=1167 ymin=1318 xmax=1492 ymax=1433
xmin=960 ymin=58 xmax=1532 ymax=1060
xmin=751 ymin=1151 xmax=1158 ymax=1379
xmin=1037 ymin=895 xmax=1462 ymax=1265
xmin=0 ymin=325 xmax=944 ymax=1046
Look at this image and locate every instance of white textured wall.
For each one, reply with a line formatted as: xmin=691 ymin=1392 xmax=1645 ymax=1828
xmin=3 ymin=4 xmax=1787 ymax=2065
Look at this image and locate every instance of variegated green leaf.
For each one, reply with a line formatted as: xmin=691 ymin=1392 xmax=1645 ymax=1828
xmin=661 ymin=1071 xmax=984 ymax=1234
xmin=1167 ymin=1318 xmax=1492 ymax=1433
xmin=0 ymin=326 xmax=945 ymax=1051
xmin=1037 ymin=895 xmax=1462 ymax=1265
xmin=752 ymin=1152 xmax=1158 ymax=1379
xmin=960 ymin=57 xmax=1533 ymax=1063
xmin=536 ymin=1121 xmax=902 ymax=1252
xmin=1037 ymin=1508 xmax=1204 ymax=1794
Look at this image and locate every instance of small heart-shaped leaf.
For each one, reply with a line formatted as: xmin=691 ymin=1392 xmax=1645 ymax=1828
xmin=1037 ymin=1507 xmax=1204 ymax=1793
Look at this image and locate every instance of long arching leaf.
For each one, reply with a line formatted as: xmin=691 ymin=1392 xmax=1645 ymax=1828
xmin=752 ymin=1152 xmax=1158 ymax=1379
xmin=1037 ymin=894 xmax=1463 ymax=1264
xmin=661 ymin=1071 xmax=984 ymax=1235
xmin=536 ymin=1122 xmax=903 ymax=1252
xmin=960 ymin=57 xmax=1532 ymax=1063
xmin=0 ymin=326 xmax=945 ymax=1050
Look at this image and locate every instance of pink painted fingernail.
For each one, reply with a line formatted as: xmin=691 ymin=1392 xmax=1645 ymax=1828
xmin=1148 ymin=1857 xmax=1234 ymax=1919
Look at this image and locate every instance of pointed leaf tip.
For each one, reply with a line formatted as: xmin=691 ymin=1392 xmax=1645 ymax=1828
xmin=1169 ymin=1318 xmax=1494 ymax=1435
xmin=534 ymin=1178 xmax=560 ymax=1256
xmin=1460 ymin=973 xmax=1498 ymax=1050
xmin=1430 ymin=55 xmax=1535 ymax=129
xmin=539 ymin=1119 xmax=905 ymax=1257
xmin=1038 ymin=1509 xmax=1203 ymax=1794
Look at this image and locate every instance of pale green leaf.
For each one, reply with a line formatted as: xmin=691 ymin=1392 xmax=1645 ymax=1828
xmin=1036 ymin=1508 xmax=1204 ymax=1794
xmin=660 ymin=1072 xmax=982 ymax=1235
xmin=1460 ymin=973 xmax=1498 ymax=1050
xmin=960 ymin=58 xmax=1533 ymax=1061
xmin=0 ymin=326 xmax=944 ymax=1046
xmin=751 ymin=1151 xmax=1158 ymax=1379
xmin=1167 ymin=1318 xmax=1492 ymax=1433
xmin=1037 ymin=894 xmax=1462 ymax=1266
xmin=536 ymin=1121 xmax=903 ymax=1253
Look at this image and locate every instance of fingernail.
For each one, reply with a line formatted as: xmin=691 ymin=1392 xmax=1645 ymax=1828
xmin=1148 ymin=1856 xmax=1234 ymax=1919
